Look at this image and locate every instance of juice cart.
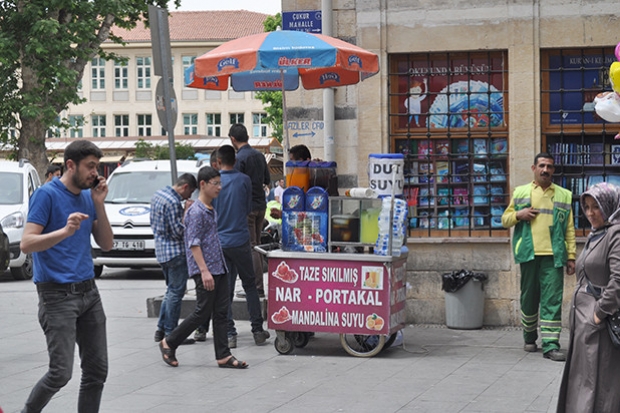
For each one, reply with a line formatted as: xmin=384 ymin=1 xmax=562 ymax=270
xmin=264 ymin=250 xmax=407 ymax=357
xmin=259 ymin=196 xmax=408 ymax=358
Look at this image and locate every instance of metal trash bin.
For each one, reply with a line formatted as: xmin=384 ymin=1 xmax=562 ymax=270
xmin=441 ymin=270 xmax=487 ymax=330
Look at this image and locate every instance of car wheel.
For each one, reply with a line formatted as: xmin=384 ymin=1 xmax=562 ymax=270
xmin=94 ymin=265 xmax=104 ymax=278
xmin=11 ymin=253 xmax=33 ymax=280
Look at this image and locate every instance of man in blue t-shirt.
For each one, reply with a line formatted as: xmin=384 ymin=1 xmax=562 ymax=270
xmin=213 ymin=145 xmax=269 ymax=348
xmin=20 ymin=140 xmax=113 ymax=413
xmin=228 ymin=123 xmax=271 ymax=297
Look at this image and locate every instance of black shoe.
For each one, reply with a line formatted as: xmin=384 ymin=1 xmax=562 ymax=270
xmin=236 ymin=291 xmax=246 ymax=299
xmin=154 ymin=329 xmax=165 ymax=342
xmin=543 ymin=349 xmax=566 ymax=362
xmin=180 ymin=338 xmax=196 ymax=345
xmin=194 ymin=329 xmax=207 ymax=342
xmin=524 ymin=342 xmax=537 ymax=352
xmin=253 ymin=330 xmax=270 ymax=345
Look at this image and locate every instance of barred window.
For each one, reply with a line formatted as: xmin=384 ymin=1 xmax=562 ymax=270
xmin=136 ymin=57 xmax=152 ymax=89
xmin=114 ymin=115 xmax=129 ymax=137
xmin=91 ymin=58 xmax=105 ymax=90
xmin=206 ymin=113 xmax=221 ymax=137
xmin=137 ymin=114 xmax=152 ymax=137
xmin=91 ymin=115 xmax=106 ymax=138
xmin=114 ymin=60 xmax=128 ymax=90
xmin=68 ymin=115 xmax=83 ymax=138
xmin=389 ymin=51 xmax=509 ymax=237
xmin=541 ymin=47 xmax=619 ymax=237
xmin=183 ymin=113 xmax=198 ymax=135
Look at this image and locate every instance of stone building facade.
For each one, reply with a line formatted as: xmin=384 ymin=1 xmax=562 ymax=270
xmin=282 ymin=0 xmax=619 ymax=326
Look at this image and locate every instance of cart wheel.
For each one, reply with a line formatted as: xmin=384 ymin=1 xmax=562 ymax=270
xmin=292 ymin=332 xmax=310 ymax=348
xmin=340 ymin=334 xmax=385 ymax=357
xmin=382 ymin=333 xmax=398 ymax=351
xmin=274 ymin=335 xmax=295 ymax=355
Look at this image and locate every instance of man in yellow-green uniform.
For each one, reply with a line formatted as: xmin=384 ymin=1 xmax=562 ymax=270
xmin=502 ymin=153 xmax=576 ymax=362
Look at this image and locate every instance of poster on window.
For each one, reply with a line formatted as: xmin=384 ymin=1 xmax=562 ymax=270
xmin=547 ymin=52 xmax=614 ymax=125
xmin=395 ymin=53 xmax=506 ymax=130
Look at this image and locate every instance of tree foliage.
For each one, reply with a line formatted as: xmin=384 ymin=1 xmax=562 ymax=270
xmin=134 ymin=138 xmax=195 ymax=160
xmin=255 ymin=13 xmax=283 ymax=142
xmin=0 ymin=0 xmax=179 ymax=177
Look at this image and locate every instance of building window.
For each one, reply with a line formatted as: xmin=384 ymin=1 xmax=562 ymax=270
xmin=541 ymin=47 xmax=618 ymax=236
xmin=183 ymin=114 xmax=198 ymax=135
xmin=230 ymin=113 xmax=244 ymax=125
xmin=91 ymin=58 xmax=105 ymax=90
xmin=182 ymin=56 xmax=195 ymax=87
xmin=136 ymin=57 xmax=152 ymax=89
xmin=137 ymin=114 xmax=152 ymax=136
xmin=91 ymin=115 xmax=106 ymax=137
xmin=252 ymin=113 xmax=268 ymax=137
xmin=114 ymin=60 xmax=128 ymax=90
xmin=389 ymin=51 xmax=509 ymax=237
xmin=206 ymin=113 xmax=221 ymax=136
xmin=68 ymin=115 xmax=84 ymax=138
xmin=114 ymin=115 xmax=129 ymax=137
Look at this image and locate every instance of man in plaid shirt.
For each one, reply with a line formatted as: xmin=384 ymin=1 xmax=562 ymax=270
xmin=151 ymin=173 xmax=197 ymax=343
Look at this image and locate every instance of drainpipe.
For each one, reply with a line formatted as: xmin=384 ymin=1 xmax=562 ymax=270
xmin=322 ymin=0 xmax=335 ymax=162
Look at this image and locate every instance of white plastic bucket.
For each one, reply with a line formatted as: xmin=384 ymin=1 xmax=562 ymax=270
xmin=368 ymin=154 xmax=404 ymax=197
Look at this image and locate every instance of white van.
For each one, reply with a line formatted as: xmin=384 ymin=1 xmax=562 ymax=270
xmin=0 ymin=160 xmax=42 ymax=280
xmin=91 ymin=159 xmax=204 ymax=276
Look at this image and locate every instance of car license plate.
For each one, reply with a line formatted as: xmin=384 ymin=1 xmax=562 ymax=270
xmin=113 ymin=240 xmax=145 ymax=251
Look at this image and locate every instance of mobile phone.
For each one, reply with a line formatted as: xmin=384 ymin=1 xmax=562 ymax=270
xmin=92 ymin=176 xmax=100 ymax=189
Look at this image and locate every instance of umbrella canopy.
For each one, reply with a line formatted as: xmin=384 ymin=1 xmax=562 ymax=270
xmin=185 ymin=30 xmax=379 ymax=91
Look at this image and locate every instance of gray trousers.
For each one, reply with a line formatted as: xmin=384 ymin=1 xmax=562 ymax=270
xmin=23 ymin=284 xmax=108 ymax=413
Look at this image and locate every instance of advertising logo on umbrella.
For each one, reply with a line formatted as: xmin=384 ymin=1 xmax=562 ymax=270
xmin=203 ymin=76 xmax=220 ymax=87
xmin=254 ymin=80 xmax=283 ymax=89
xmin=278 ymin=57 xmax=312 ymax=67
xmin=348 ymin=55 xmax=363 ymax=68
xmin=217 ymin=57 xmax=240 ymax=71
xmin=320 ymin=72 xmax=340 ymax=85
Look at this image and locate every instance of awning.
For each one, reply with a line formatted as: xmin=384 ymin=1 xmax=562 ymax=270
xmin=99 ymin=155 xmax=124 ymax=163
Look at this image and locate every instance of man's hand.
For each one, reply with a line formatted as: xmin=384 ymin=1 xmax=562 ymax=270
xmin=566 ymin=260 xmax=575 ymax=275
xmin=65 ymin=212 xmax=89 ymax=237
xmin=594 ymin=312 xmax=602 ymax=325
xmin=90 ymin=176 xmax=108 ymax=204
xmin=516 ymin=207 xmax=540 ymax=222
xmin=201 ymin=269 xmax=214 ymax=291
xmin=270 ymin=208 xmax=282 ymax=219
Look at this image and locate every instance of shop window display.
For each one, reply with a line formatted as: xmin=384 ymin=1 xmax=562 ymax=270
xmin=388 ymin=51 xmax=509 ymax=237
xmin=541 ymin=47 xmax=620 ymax=236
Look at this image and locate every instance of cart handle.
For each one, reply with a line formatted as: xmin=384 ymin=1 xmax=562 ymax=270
xmin=254 ymin=242 xmax=280 ymax=256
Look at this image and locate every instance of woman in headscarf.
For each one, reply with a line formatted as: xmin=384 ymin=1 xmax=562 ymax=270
xmin=557 ymin=182 xmax=620 ymax=412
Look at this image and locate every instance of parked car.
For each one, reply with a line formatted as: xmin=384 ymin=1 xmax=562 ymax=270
xmin=0 ymin=159 xmax=42 ymax=280
xmin=91 ymin=159 xmax=203 ymax=276
xmin=0 ymin=223 xmax=10 ymax=273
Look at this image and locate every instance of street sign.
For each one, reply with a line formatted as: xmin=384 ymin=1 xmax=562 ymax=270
xmin=286 ymin=120 xmax=324 ymax=139
xmin=155 ymin=78 xmax=178 ymax=133
xmin=282 ymin=11 xmax=322 ymax=34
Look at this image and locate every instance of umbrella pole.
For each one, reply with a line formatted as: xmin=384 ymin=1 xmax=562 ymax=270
xmin=281 ymin=69 xmax=289 ymax=155
xmin=281 ymin=69 xmax=289 ymax=177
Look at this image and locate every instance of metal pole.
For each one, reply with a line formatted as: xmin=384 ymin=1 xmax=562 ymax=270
xmin=153 ymin=7 xmax=177 ymax=184
xmin=322 ymin=0 xmax=335 ymax=162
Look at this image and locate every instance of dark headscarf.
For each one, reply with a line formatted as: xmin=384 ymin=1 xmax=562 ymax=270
xmin=580 ymin=182 xmax=620 ymax=228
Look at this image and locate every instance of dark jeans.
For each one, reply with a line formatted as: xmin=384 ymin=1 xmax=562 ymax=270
xmin=224 ymin=242 xmax=265 ymax=337
xmin=248 ymin=209 xmax=266 ymax=293
xmin=166 ymin=273 xmax=231 ymax=361
xmin=23 ymin=283 xmax=108 ymax=413
xmin=157 ymin=255 xmax=189 ymax=335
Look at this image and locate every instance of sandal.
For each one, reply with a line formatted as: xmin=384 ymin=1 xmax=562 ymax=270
xmin=218 ymin=356 xmax=248 ymax=369
xmin=159 ymin=341 xmax=178 ymax=367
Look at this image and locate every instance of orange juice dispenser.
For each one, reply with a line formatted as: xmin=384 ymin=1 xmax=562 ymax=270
xmin=285 ymin=160 xmax=310 ymax=192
